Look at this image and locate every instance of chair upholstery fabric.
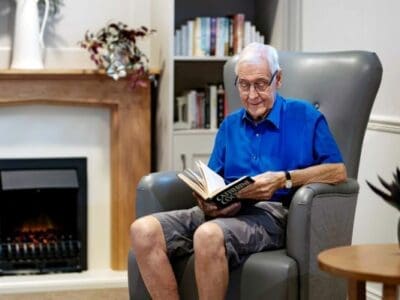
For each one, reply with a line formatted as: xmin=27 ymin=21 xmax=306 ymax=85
xmin=128 ymin=51 xmax=382 ymax=300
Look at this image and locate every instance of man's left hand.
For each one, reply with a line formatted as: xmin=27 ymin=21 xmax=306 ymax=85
xmin=193 ymin=192 xmax=242 ymax=218
xmin=237 ymin=171 xmax=285 ymax=200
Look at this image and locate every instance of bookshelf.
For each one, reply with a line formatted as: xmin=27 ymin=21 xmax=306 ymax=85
xmin=150 ymin=0 xmax=301 ymax=171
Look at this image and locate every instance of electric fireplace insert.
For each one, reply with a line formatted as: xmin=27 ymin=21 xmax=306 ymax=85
xmin=0 ymin=158 xmax=87 ymax=275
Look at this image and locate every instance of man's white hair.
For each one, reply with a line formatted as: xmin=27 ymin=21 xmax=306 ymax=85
xmin=235 ymin=43 xmax=281 ymax=75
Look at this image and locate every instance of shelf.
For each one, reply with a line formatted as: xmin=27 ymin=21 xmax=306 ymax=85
xmin=174 ymin=56 xmax=230 ymax=62
xmin=173 ymin=128 xmax=218 ymax=135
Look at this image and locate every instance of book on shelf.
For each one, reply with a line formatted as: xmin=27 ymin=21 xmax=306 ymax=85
xmin=174 ymin=84 xmax=225 ymax=130
xmin=194 ymin=17 xmax=203 ymax=56
xmin=217 ymin=84 xmax=226 ymax=127
xmin=232 ymin=13 xmax=245 ymax=54
xmin=208 ymin=85 xmax=218 ymax=129
xmin=178 ymin=160 xmax=255 ymax=208
xmin=210 ymin=17 xmax=217 ymax=56
xmin=174 ymin=13 xmax=266 ymax=57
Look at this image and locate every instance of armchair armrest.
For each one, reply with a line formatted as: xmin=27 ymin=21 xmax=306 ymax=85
xmin=286 ymin=178 xmax=359 ymax=300
xmin=136 ymin=171 xmax=197 ymax=218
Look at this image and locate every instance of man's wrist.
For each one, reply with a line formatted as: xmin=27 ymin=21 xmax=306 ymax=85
xmin=279 ymin=171 xmax=287 ymax=189
xmin=284 ymin=170 xmax=293 ymax=189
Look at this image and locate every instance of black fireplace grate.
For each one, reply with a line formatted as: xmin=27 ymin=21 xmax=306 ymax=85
xmin=0 ymin=232 xmax=82 ymax=275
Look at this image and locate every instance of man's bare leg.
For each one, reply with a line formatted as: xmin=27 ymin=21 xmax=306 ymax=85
xmin=194 ymin=222 xmax=229 ymax=300
xmin=130 ymin=216 xmax=179 ymax=300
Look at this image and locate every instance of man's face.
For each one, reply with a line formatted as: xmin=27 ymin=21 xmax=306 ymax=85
xmin=236 ymin=60 xmax=281 ymax=120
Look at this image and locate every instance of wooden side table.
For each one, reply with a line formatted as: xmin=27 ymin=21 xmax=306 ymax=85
xmin=318 ymin=244 xmax=400 ymax=300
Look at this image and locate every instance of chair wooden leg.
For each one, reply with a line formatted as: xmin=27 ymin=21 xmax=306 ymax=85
xmin=348 ymin=279 xmax=366 ymax=300
xmin=382 ymin=284 xmax=397 ymax=300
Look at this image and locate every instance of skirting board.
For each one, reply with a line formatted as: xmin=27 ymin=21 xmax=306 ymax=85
xmin=0 ymin=287 xmax=128 ymax=300
xmin=0 ymin=270 xmax=127 ymax=294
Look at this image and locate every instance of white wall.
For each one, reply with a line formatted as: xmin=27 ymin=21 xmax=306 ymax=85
xmin=302 ymin=0 xmax=400 ymax=119
xmin=302 ymin=0 xmax=400 ymax=297
xmin=0 ymin=0 xmax=153 ymax=69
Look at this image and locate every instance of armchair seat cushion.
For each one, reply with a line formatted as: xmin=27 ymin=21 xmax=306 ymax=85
xmin=128 ymin=249 xmax=298 ymax=300
xmin=228 ymin=249 xmax=298 ymax=300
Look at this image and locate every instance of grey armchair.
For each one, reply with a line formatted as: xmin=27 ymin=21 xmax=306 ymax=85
xmin=128 ymin=51 xmax=382 ymax=300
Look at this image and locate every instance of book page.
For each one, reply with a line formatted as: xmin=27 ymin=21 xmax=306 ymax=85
xmin=196 ymin=161 xmax=226 ymax=193
xmin=185 ymin=168 xmax=206 ymax=190
xmin=178 ymin=173 xmax=208 ymax=199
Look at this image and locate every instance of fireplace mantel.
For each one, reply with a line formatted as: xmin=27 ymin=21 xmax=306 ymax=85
xmin=0 ymin=69 xmax=151 ymax=270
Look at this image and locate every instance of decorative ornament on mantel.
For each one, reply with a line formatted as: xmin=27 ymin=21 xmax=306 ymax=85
xmin=366 ymin=167 xmax=400 ymax=245
xmin=10 ymin=0 xmax=62 ymax=69
xmin=79 ymin=22 xmax=156 ymax=89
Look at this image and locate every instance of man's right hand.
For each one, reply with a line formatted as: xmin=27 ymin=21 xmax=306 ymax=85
xmin=193 ymin=192 xmax=241 ymax=218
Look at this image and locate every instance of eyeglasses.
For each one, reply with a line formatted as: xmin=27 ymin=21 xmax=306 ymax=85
xmin=235 ymin=70 xmax=278 ymax=93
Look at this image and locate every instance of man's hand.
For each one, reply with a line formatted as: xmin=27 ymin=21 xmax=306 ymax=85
xmin=237 ymin=171 xmax=285 ymax=200
xmin=193 ymin=192 xmax=241 ymax=218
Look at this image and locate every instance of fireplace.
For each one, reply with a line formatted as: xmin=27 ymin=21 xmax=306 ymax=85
xmin=0 ymin=158 xmax=87 ymax=275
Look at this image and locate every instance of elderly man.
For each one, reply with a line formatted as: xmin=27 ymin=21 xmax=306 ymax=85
xmin=130 ymin=42 xmax=347 ymax=300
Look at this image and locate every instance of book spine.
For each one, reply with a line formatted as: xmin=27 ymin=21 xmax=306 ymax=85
xmin=187 ymin=20 xmax=194 ymax=56
xmin=187 ymin=90 xmax=197 ymax=129
xmin=217 ymin=84 xmax=225 ymax=127
xmin=194 ymin=17 xmax=203 ymax=56
xmin=196 ymin=90 xmax=205 ymax=128
xmin=244 ymin=21 xmax=251 ymax=47
xmin=233 ymin=13 xmax=245 ymax=54
xmin=209 ymin=85 xmax=218 ymax=129
xmin=210 ymin=17 xmax=217 ymax=56
xmin=204 ymin=88 xmax=210 ymax=129
xmin=181 ymin=24 xmax=188 ymax=56
xmin=223 ymin=18 xmax=230 ymax=56
xmin=228 ymin=17 xmax=234 ymax=56
xmin=201 ymin=17 xmax=211 ymax=56
xmin=175 ymin=29 xmax=181 ymax=56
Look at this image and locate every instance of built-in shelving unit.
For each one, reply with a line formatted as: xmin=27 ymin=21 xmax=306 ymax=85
xmin=150 ymin=0 xmax=301 ymax=171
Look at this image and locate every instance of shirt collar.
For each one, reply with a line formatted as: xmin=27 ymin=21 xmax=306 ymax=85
xmin=241 ymin=93 xmax=282 ymax=129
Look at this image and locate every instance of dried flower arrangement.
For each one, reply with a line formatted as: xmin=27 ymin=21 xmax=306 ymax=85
xmin=79 ymin=22 xmax=155 ymax=88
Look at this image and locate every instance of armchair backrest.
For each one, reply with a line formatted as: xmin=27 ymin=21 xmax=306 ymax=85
xmin=223 ymin=51 xmax=382 ymax=178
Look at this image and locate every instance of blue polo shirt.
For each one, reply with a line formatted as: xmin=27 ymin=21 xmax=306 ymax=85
xmin=208 ymin=93 xmax=343 ymax=203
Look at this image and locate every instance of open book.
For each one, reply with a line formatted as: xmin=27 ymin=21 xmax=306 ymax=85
xmin=177 ymin=161 xmax=254 ymax=208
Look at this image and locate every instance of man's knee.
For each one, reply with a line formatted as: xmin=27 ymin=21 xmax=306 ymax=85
xmin=130 ymin=216 xmax=164 ymax=253
xmin=193 ymin=222 xmax=225 ymax=256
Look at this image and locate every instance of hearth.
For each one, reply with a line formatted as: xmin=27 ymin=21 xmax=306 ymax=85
xmin=0 ymin=158 xmax=87 ymax=275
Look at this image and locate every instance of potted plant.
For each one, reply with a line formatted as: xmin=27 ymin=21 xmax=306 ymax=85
xmin=367 ymin=167 xmax=400 ymax=243
xmin=79 ymin=22 xmax=155 ymax=88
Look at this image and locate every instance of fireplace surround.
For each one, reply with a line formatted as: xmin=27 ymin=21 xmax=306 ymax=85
xmin=0 ymin=158 xmax=87 ymax=275
xmin=0 ymin=70 xmax=151 ymax=270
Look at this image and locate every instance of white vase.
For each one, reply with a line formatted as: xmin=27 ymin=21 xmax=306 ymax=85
xmin=10 ymin=0 xmax=49 ymax=69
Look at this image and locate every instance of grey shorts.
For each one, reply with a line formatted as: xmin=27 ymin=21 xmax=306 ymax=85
xmin=152 ymin=202 xmax=287 ymax=269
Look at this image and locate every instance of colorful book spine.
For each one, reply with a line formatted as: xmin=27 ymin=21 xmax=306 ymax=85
xmin=217 ymin=84 xmax=225 ymax=127
xmin=209 ymin=17 xmax=217 ymax=56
